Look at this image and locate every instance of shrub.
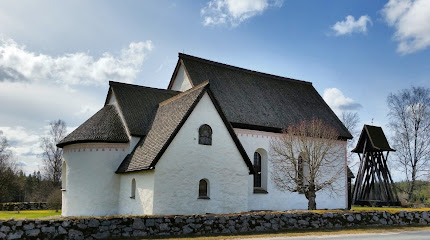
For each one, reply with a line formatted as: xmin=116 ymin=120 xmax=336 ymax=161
xmin=47 ymin=189 xmax=62 ymax=212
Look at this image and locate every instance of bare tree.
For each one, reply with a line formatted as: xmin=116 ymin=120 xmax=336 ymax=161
xmin=40 ymin=120 xmax=67 ymax=188
xmin=387 ymin=86 xmax=430 ymax=201
xmin=270 ymin=119 xmax=345 ymax=210
xmin=0 ymin=131 xmax=18 ymax=202
xmin=340 ymin=112 xmax=360 ymax=167
xmin=0 ymin=130 xmax=11 ymax=169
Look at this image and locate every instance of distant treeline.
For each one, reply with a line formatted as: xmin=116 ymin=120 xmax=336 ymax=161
xmin=395 ymin=180 xmax=430 ymax=206
xmin=0 ymin=169 xmax=58 ymax=203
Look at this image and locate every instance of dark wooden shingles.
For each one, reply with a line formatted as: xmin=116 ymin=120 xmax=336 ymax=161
xmin=57 ymin=105 xmax=129 ymax=147
xmin=179 ymin=53 xmax=352 ymax=139
xmin=110 ymin=81 xmax=180 ymax=136
xmin=352 ymin=125 xmax=395 ymax=153
xmin=116 ymin=83 xmax=208 ymax=173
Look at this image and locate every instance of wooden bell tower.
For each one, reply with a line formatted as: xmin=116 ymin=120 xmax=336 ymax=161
xmin=351 ymin=125 xmax=400 ymax=206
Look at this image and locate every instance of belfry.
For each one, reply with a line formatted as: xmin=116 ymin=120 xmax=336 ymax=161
xmin=352 ymin=125 xmax=401 ymax=206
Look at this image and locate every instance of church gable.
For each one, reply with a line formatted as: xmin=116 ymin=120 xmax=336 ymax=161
xmin=116 ymin=82 xmax=253 ymax=174
xmin=152 ymin=91 xmax=250 ymax=215
xmin=168 ymin=61 xmax=193 ymax=92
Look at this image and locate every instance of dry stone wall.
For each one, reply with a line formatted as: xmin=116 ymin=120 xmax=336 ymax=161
xmin=0 ymin=203 xmax=48 ymax=211
xmin=0 ymin=210 xmax=429 ymax=240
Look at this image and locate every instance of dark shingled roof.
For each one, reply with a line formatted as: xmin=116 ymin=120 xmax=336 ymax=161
xmin=176 ymin=53 xmax=352 ymax=139
xmin=351 ymin=125 xmax=395 ymax=153
xmin=116 ymin=82 xmax=254 ymax=173
xmin=57 ymin=105 xmax=129 ymax=147
xmin=116 ymin=82 xmax=208 ymax=172
xmin=108 ymin=81 xmax=180 ymax=136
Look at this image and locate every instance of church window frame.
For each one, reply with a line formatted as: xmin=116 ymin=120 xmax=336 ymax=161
xmin=198 ymin=124 xmax=212 ymax=145
xmin=253 ymin=149 xmax=268 ymax=194
xmin=131 ymin=178 xmax=136 ymax=199
xmin=61 ymin=160 xmax=67 ymax=191
xmin=198 ymin=179 xmax=210 ymax=199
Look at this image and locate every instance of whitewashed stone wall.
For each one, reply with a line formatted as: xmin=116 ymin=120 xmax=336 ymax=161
xmin=62 ymin=143 xmax=129 ymax=217
xmin=152 ymin=93 xmax=250 ymax=215
xmin=118 ymin=171 xmax=155 ymax=216
xmin=235 ymin=129 xmax=347 ymax=211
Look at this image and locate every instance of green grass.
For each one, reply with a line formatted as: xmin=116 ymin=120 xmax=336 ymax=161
xmin=351 ymin=206 xmax=430 ymax=213
xmin=0 ymin=206 xmax=429 ymax=221
xmin=0 ymin=210 xmax=61 ymax=220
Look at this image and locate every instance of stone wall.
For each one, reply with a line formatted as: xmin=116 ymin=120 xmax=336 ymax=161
xmin=0 ymin=203 xmax=48 ymax=211
xmin=0 ymin=210 xmax=429 ymax=240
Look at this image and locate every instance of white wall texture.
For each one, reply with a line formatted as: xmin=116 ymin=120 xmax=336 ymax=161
xmin=118 ymin=171 xmax=155 ymax=215
xmin=170 ymin=64 xmax=192 ymax=92
xmin=63 ymin=84 xmax=347 ymax=216
xmin=235 ymin=129 xmax=347 ymax=211
xmin=152 ymin=93 xmax=250 ymax=215
xmin=62 ymin=143 xmax=129 ymax=216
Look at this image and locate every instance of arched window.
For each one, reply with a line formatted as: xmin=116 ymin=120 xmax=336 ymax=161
xmin=198 ymin=179 xmax=210 ymax=199
xmin=253 ymin=149 xmax=268 ymax=193
xmin=61 ymin=161 xmax=67 ymax=190
xmin=253 ymin=152 xmax=262 ymax=188
xmin=131 ymin=178 xmax=136 ymax=199
xmin=199 ymin=124 xmax=212 ymax=145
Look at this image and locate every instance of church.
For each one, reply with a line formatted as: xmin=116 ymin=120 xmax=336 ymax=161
xmin=57 ymin=53 xmax=352 ymax=217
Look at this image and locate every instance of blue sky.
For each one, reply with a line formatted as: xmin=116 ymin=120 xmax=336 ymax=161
xmin=0 ymin=0 xmax=429 ymax=179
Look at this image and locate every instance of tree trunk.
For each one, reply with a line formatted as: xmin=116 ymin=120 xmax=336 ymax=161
xmin=305 ymin=185 xmax=317 ymax=210
xmin=407 ymin=171 xmax=416 ymax=202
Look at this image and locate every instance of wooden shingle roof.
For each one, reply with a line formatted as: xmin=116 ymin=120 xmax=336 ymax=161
xmin=108 ymin=81 xmax=180 ymax=136
xmin=116 ymin=82 xmax=253 ymax=173
xmin=176 ymin=53 xmax=352 ymax=139
xmin=351 ymin=125 xmax=395 ymax=153
xmin=57 ymin=105 xmax=129 ymax=147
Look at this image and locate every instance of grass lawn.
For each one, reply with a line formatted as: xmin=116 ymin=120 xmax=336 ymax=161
xmin=0 ymin=210 xmax=61 ymax=220
xmin=351 ymin=206 xmax=430 ymax=213
xmin=2 ymin=206 xmax=428 ymax=220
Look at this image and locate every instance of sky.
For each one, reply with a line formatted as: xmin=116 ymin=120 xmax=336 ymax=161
xmin=1 ymin=0 xmax=429 ymax=180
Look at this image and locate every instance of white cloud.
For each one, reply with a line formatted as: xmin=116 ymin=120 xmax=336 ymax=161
xmin=0 ymin=37 xmax=153 ymax=86
xmin=0 ymin=124 xmax=80 ymax=174
xmin=382 ymin=0 xmax=430 ymax=54
xmin=201 ymin=0 xmax=283 ymax=27
xmin=331 ymin=15 xmax=372 ymax=36
xmin=0 ymin=126 xmax=43 ymax=173
xmin=323 ymin=88 xmax=362 ymax=115
xmin=0 ymin=37 xmax=155 ymax=174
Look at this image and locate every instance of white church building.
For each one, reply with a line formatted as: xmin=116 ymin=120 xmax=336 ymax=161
xmin=57 ymin=53 xmax=352 ymax=217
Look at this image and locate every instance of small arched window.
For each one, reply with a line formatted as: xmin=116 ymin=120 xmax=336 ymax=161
xmin=199 ymin=124 xmax=212 ymax=145
xmin=198 ymin=179 xmax=210 ymax=199
xmin=131 ymin=178 xmax=136 ymax=199
xmin=61 ymin=161 xmax=67 ymax=190
xmin=253 ymin=152 xmax=262 ymax=188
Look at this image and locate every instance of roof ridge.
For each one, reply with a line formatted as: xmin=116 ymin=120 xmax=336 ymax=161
xmin=159 ymin=81 xmax=209 ymax=106
xmin=109 ymin=81 xmax=179 ymax=93
xmin=179 ymin=53 xmax=312 ymax=85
